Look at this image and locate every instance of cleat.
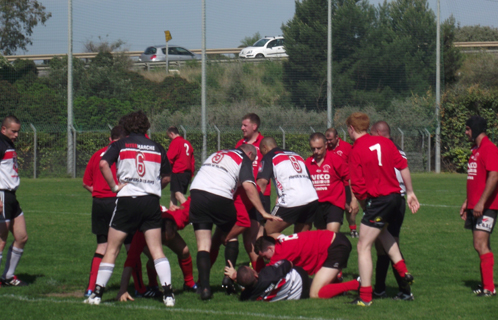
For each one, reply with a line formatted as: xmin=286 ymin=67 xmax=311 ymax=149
xmin=84 ymin=289 xmax=93 ymax=298
xmin=83 ymin=285 xmax=103 ymax=305
xmin=1 ymin=276 xmax=28 ymax=287
xmin=403 ymin=273 xmax=414 ymax=285
xmin=350 ymin=230 xmax=359 ymax=238
xmin=143 ymin=286 xmax=162 ymax=298
xmin=200 ymin=287 xmax=212 ymax=300
xmin=476 ymin=289 xmax=496 ymax=297
xmin=473 ymin=284 xmax=496 ymax=295
xmin=373 ymin=290 xmax=387 ymax=299
xmin=350 ymin=297 xmax=372 ymax=306
xmin=221 ymin=276 xmax=236 ymax=295
xmin=336 ymin=271 xmax=343 ymax=283
xmin=393 ymin=291 xmax=414 ymax=301
xmin=183 ymin=282 xmax=198 ymax=292
xmin=162 ymin=284 xmax=175 ymax=307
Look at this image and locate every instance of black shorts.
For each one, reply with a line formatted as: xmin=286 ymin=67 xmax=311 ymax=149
xmin=189 ymin=190 xmax=237 ymax=233
xmin=92 ymin=197 xmax=116 ymax=237
xmin=314 ymin=202 xmax=344 ymax=229
xmin=294 ymin=266 xmax=311 ymax=299
xmin=271 ymin=200 xmax=319 ymax=225
xmin=110 ymin=195 xmax=162 ymax=234
xmin=170 ymin=171 xmax=191 ymax=194
xmin=345 ymin=186 xmax=352 ymax=205
xmin=322 ymin=233 xmax=352 ymax=269
xmin=465 ymin=209 xmax=498 ymax=234
xmin=248 ymin=194 xmax=271 ymax=222
xmin=387 ymin=196 xmax=406 ymax=238
xmin=0 ymin=190 xmax=23 ymax=222
xmin=361 ymin=193 xmax=402 ymax=229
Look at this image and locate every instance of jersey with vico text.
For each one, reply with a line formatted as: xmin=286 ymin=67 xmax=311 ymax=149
xmin=305 ymin=152 xmax=349 ymax=209
xmin=190 ymin=149 xmax=255 ymax=200
xmin=258 ymin=148 xmax=318 ymax=208
xmin=101 ymin=133 xmax=171 ymax=197
xmin=467 ymin=136 xmax=498 ymax=210
xmin=0 ymin=133 xmax=19 ymax=190
xmin=349 ymin=134 xmax=407 ymax=201
xmin=269 ymin=230 xmax=334 ymax=275
xmin=240 ymin=260 xmax=303 ymax=302
xmin=83 ymin=144 xmax=118 ymax=198
xmin=235 ymin=133 xmax=271 ymax=196
xmin=167 ymin=136 xmax=195 ymax=175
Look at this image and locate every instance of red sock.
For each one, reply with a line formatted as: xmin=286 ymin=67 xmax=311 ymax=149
xmin=210 ymin=248 xmax=219 ymax=267
xmin=86 ymin=253 xmax=103 ymax=292
xmin=147 ymin=262 xmax=158 ymax=287
xmin=179 ymin=255 xmax=195 ymax=287
xmin=393 ymin=260 xmax=408 ymax=278
xmin=318 ymin=279 xmax=359 ymax=298
xmin=359 ymin=285 xmax=373 ymax=303
xmin=132 ymin=259 xmax=146 ymax=294
xmin=480 ymin=252 xmax=495 ymax=292
xmin=349 ymin=225 xmax=357 ymax=231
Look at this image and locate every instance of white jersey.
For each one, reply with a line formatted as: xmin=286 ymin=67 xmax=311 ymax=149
xmin=395 ymin=145 xmax=407 ymax=196
xmin=0 ymin=133 xmax=20 ymax=191
xmin=258 ymin=148 xmax=318 ymax=208
xmin=190 ymin=149 xmax=255 ymax=200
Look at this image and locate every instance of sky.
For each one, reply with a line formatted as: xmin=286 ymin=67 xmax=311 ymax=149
xmin=15 ymin=0 xmax=498 ymax=56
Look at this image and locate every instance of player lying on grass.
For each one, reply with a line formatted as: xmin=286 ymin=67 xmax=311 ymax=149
xmin=115 ymin=198 xmax=196 ymax=301
xmin=255 ymin=230 xmax=359 ymax=299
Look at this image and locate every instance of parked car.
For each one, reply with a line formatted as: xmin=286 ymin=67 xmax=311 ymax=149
xmin=238 ymin=36 xmax=287 ymax=59
xmin=139 ymin=45 xmax=201 ymax=62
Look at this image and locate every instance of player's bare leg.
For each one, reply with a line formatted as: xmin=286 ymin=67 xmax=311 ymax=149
xmin=174 ymin=191 xmax=187 ymax=205
xmin=243 ymin=220 xmax=264 ymax=271
xmin=265 ymin=220 xmax=291 ymax=239
xmin=473 ymin=230 xmax=495 ymax=295
xmin=310 ymin=267 xmax=339 ymax=298
xmin=170 ymin=192 xmax=178 ymax=207
xmin=326 ymin=222 xmax=341 ymax=233
xmin=357 ymin=224 xmax=383 ymax=287
xmin=1 ymin=215 xmax=28 ymax=285
xmin=294 ymin=222 xmax=312 ymax=233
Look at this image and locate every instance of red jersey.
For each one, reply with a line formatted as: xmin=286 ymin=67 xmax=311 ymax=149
xmin=467 ymin=136 xmax=498 ymax=210
xmin=269 ymin=230 xmax=334 ymax=275
xmin=83 ymin=144 xmax=118 ymax=198
xmin=233 ymin=188 xmax=251 ymax=228
xmin=167 ymin=136 xmax=195 ymax=175
xmin=161 ymin=197 xmax=191 ymax=230
xmin=305 ymin=152 xmax=349 ymax=209
xmin=328 ymin=137 xmax=352 ymax=163
xmin=236 ymin=133 xmax=271 ymax=196
xmin=349 ymin=134 xmax=407 ymax=201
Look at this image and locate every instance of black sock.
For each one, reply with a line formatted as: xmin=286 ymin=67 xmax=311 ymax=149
xmin=197 ymin=251 xmax=211 ymax=289
xmin=375 ymin=254 xmax=390 ymax=293
xmin=224 ymin=240 xmax=239 ymax=268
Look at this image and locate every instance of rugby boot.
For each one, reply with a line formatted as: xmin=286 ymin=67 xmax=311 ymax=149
xmin=350 ymin=297 xmax=372 ymax=306
xmin=183 ymin=282 xmax=198 ymax=293
xmin=200 ymin=286 xmax=213 ymax=300
xmin=222 ymin=275 xmax=236 ymax=295
xmin=1 ymin=275 xmax=28 ymax=287
xmin=83 ymin=284 xmax=103 ymax=305
xmin=162 ymin=284 xmax=175 ymax=307
xmin=393 ymin=291 xmax=414 ymax=301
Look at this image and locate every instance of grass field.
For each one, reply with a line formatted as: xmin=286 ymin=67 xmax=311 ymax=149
xmin=1 ymin=173 xmax=495 ymax=319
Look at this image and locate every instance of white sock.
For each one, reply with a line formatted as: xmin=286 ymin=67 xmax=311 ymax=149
xmin=154 ymin=257 xmax=171 ymax=287
xmin=3 ymin=245 xmax=23 ymax=279
xmin=95 ymin=263 xmax=114 ymax=288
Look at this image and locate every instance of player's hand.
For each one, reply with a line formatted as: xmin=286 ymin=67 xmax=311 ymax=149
xmin=168 ymin=204 xmax=181 ymax=212
xmin=473 ymin=201 xmax=484 ymax=218
xmin=224 ymin=260 xmax=237 ymax=281
xmin=113 ymin=182 xmax=127 ymax=193
xmin=116 ymin=291 xmax=134 ymax=302
xmin=261 ymin=212 xmax=283 ymax=222
xmin=406 ymin=192 xmax=420 ymax=214
xmin=460 ymin=199 xmax=468 ymax=220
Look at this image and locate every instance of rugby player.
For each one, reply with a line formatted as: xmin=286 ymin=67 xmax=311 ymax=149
xmin=347 ymin=112 xmax=419 ymax=306
xmin=460 ymin=116 xmax=498 ymax=297
xmin=166 ymin=126 xmax=194 ymax=206
xmin=0 ymin=115 xmax=28 ymax=286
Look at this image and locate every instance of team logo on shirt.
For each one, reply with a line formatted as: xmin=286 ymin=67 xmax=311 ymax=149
xmin=212 ymin=152 xmax=224 ymax=164
xmin=336 ymin=150 xmax=344 ymax=157
xmin=258 ymin=161 xmax=264 ymax=173
xmin=12 ymin=154 xmax=19 ymax=173
xmin=135 ymin=152 xmax=146 ymax=177
xmin=322 ymin=164 xmax=330 ymax=173
xmin=289 ymin=156 xmax=302 ymax=173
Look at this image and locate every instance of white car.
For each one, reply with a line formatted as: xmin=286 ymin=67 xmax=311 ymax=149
xmin=239 ymin=36 xmax=287 ymax=59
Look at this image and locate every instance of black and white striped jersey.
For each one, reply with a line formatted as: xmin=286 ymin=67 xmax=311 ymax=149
xmin=0 ymin=133 xmax=19 ymax=191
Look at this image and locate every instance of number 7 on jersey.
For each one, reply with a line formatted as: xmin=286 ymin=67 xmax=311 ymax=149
xmin=369 ymin=143 xmax=382 ymax=166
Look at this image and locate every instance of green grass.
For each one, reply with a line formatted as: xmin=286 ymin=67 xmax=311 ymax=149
xmin=1 ymin=173 xmax=495 ymax=319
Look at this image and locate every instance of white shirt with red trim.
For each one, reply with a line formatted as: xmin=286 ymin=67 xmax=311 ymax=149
xmin=0 ymin=133 xmax=19 ymax=190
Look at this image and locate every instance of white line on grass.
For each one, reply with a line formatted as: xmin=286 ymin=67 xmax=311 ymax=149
xmin=0 ymin=294 xmax=347 ymax=320
xmin=420 ymin=203 xmax=460 ymax=208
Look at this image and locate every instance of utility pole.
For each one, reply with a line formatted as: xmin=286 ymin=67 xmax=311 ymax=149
xmin=435 ymin=0 xmax=441 ymax=173
xmin=201 ymin=0 xmax=207 ymax=162
xmin=327 ymin=0 xmax=333 ymax=128
xmin=67 ymin=0 xmax=74 ymax=177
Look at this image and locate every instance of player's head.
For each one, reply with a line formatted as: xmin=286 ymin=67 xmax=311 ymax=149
xmin=122 ymin=111 xmax=150 ymax=135
xmin=465 ymin=116 xmax=487 ymax=142
xmin=1 ymin=115 xmax=21 ymax=143
xmin=254 ymin=235 xmax=276 ymax=260
xmin=260 ymin=137 xmax=278 ymax=156
xmin=167 ymin=126 xmax=180 ymax=139
xmin=346 ymin=112 xmax=370 ymax=140
xmin=239 ymin=144 xmax=257 ymax=162
xmin=241 ymin=113 xmax=260 ymax=140
xmin=309 ymin=132 xmax=327 ymax=161
xmin=237 ymin=266 xmax=258 ymax=288
xmin=370 ymin=121 xmax=391 ymax=138
xmin=325 ymin=128 xmax=339 ymax=149
xmin=110 ymin=125 xmax=126 ymax=142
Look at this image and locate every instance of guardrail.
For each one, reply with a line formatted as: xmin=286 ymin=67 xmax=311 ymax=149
xmin=454 ymin=41 xmax=498 ymax=48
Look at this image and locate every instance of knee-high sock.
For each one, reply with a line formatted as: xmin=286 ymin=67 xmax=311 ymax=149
xmin=480 ymin=252 xmax=495 ymax=292
xmin=197 ymin=251 xmax=211 ymax=289
xmin=374 ymin=254 xmax=390 ymax=293
xmin=359 ymin=285 xmax=373 ymax=303
xmin=3 ymin=245 xmax=24 ymax=279
xmin=179 ymin=255 xmax=195 ymax=287
xmin=225 ymin=240 xmax=239 ymax=268
xmin=154 ymin=257 xmax=171 ymax=287
xmin=86 ymin=253 xmax=103 ymax=292
xmin=95 ymin=263 xmax=114 ymax=288
xmin=318 ymin=279 xmax=360 ymax=298
xmin=393 ymin=259 xmax=408 ymax=278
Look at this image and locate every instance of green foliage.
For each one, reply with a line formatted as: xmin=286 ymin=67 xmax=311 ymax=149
xmin=455 ymin=24 xmax=498 ymax=42
xmin=455 ymin=52 xmax=498 ymax=89
xmin=442 ymin=16 xmax=463 ymax=86
xmin=240 ymin=32 xmax=262 ymax=48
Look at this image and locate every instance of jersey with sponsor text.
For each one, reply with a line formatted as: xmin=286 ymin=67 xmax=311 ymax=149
xmin=167 ymin=136 xmax=195 ymax=175
xmin=235 ymin=133 xmax=271 ymax=196
xmin=190 ymin=149 xmax=255 ymax=200
xmin=305 ymin=152 xmax=349 ymax=209
xmin=349 ymin=134 xmax=407 ymax=201
xmin=0 ymin=133 xmax=19 ymax=190
xmin=240 ymin=260 xmax=303 ymax=302
xmin=467 ymin=136 xmax=498 ymax=210
xmin=269 ymin=230 xmax=334 ymax=275
xmin=258 ymin=148 xmax=318 ymax=208
xmin=83 ymin=144 xmax=118 ymax=198
xmin=101 ymin=133 xmax=171 ymax=197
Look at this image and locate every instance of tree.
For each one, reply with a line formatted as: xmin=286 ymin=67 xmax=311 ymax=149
xmin=0 ymin=0 xmax=51 ymax=55
xmin=442 ymin=16 xmax=463 ymax=86
xmin=83 ymin=35 xmax=126 ymax=53
xmin=239 ymin=32 xmax=262 ymax=48
xmin=454 ymin=25 xmax=498 ymax=42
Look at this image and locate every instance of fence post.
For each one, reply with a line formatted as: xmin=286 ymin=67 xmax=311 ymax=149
xmin=279 ymin=126 xmax=286 ymax=150
xmin=424 ymin=128 xmax=431 ymax=172
xmin=180 ymin=125 xmax=187 ymax=139
xmin=70 ymin=125 xmax=77 ymax=178
xmin=310 ymin=126 xmax=315 ymax=133
xmin=30 ymin=123 xmax=37 ymax=179
xmin=147 ymin=129 xmax=152 ymax=139
xmin=214 ymin=125 xmax=221 ymax=151
xmin=397 ymin=128 xmax=404 ymax=150
xmin=107 ymin=123 xmax=113 ymax=130
xmin=340 ymin=128 xmax=347 ymax=141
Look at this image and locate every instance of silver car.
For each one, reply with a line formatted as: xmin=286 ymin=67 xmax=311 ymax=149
xmin=139 ymin=45 xmax=201 ymax=62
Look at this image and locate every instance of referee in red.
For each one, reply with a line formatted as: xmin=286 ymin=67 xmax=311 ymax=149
xmin=166 ymin=127 xmax=194 ymax=206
